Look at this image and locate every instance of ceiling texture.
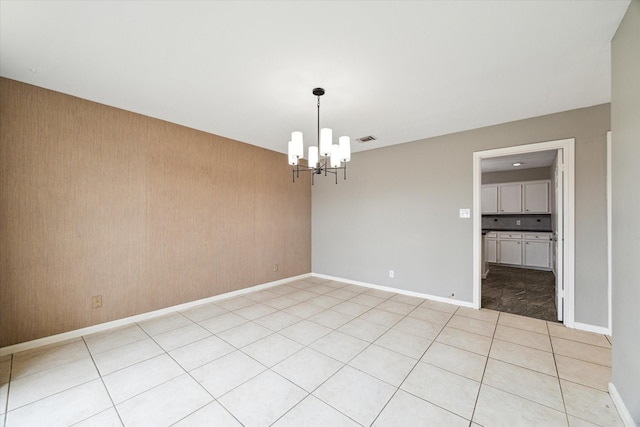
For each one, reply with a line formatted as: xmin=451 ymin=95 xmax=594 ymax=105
xmin=0 ymin=1 xmax=630 ymax=155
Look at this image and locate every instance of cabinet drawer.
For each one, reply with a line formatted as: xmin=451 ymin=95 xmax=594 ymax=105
xmin=498 ymin=233 xmax=522 ymax=239
xmin=525 ymin=234 xmax=551 ymax=240
xmin=486 ymin=232 xmax=498 ymax=239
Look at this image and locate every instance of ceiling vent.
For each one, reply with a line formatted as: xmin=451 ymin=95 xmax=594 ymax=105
xmin=356 ymin=135 xmax=376 ymax=143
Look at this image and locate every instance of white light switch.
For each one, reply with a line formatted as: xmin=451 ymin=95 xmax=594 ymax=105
xmin=459 ymin=208 xmax=471 ymax=218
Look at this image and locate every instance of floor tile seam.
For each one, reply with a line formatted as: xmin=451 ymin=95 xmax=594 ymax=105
xmin=478 ymin=382 xmax=569 ymax=420
xmin=496 ymin=322 xmax=552 ymax=339
xmin=451 ymin=312 xmax=499 ymax=324
xmin=10 ymin=337 xmax=85 ymax=361
xmin=367 ymin=386 xmax=401 ymax=426
xmin=485 ymin=355 xmax=561 ymax=380
xmin=419 ymin=358 xmax=485 ymax=383
xmin=395 ymin=387 xmax=474 ymax=423
xmin=4 ymin=375 xmax=103 ymax=415
xmin=111 ymin=370 xmax=212 ymax=413
xmin=196 ymin=316 xmax=252 ymax=336
xmin=564 ymin=413 xmax=610 ymax=427
xmin=306 ymin=386 xmax=367 ymax=427
xmin=79 ymin=338 xmax=123 ymax=425
xmin=432 ymin=338 xmax=488 ymax=358
xmin=193 ymin=402 xmax=244 ymax=427
xmin=547 ymin=334 xmax=612 ymax=349
xmin=1 ymin=356 xmax=12 ymax=426
xmin=68 ymin=407 xmax=116 ymax=427
xmin=84 ymin=334 xmax=150 ymax=358
xmin=346 ymin=355 xmax=421 ymax=390
xmin=481 ymin=375 xmax=568 ymax=413
xmin=181 ymin=306 xmax=231 ymax=324
xmin=450 ymin=313 xmax=498 ymax=327
xmin=236 ymin=337 xmax=305 ymax=370
xmin=216 ymin=325 xmax=278 ymax=350
xmin=9 ymin=339 xmax=118 ymax=423
xmin=553 ymin=352 xmax=613 ymax=369
xmin=469 ymin=311 xmax=500 ymax=424
xmin=443 ymin=323 xmax=495 ymax=339
xmin=535 ymin=326 xmax=572 ymax=426
xmin=556 ymin=375 xmax=612 ymax=394
xmin=550 ymin=336 xmax=613 ymax=353
xmin=491 ymin=336 xmax=554 ymax=354
xmin=114 ymin=324 xmax=189 ymax=377
xmin=496 ymin=315 xmax=551 ymax=340
xmin=136 ymin=312 xmax=198 ymax=337
xmin=161 ymin=335 xmax=242 ymax=403
xmin=7 ymin=351 xmax=96 ymax=384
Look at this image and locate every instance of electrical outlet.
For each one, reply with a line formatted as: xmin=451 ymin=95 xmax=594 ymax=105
xmin=273 ymin=264 xmax=278 ymax=272
xmin=389 ymin=270 xmax=394 ymax=278
xmin=92 ymin=295 xmax=103 ymax=309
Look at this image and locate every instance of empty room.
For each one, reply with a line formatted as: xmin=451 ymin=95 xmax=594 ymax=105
xmin=0 ymin=1 xmax=638 ymax=426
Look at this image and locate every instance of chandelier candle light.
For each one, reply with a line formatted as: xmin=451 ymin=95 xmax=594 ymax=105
xmin=288 ymin=88 xmax=351 ymax=184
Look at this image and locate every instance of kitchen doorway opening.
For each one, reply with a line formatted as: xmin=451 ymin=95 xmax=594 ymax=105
xmin=472 ymin=139 xmax=575 ymax=327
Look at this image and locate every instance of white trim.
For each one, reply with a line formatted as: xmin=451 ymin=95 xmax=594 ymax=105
xmin=0 ymin=273 xmax=311 ymax=357
xmin=607 ymin=130 xmax=613 ymax=335
xmin=312 ymin=273 xmax=475 ymax=308
xmin=473 ymin=138 xmax=576 ymax=325
xmin=609 ymin=382 xmax=638 ymax=427
xmin=573 ymin=322 xmax=610 ymax=336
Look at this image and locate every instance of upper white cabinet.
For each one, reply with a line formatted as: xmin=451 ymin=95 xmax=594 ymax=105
xmin=481 ymin=180 xmax=550 ymax=214
xmin=523 ymin=181 xmax=549 ymax=213
xmin=481 ymin=185 xmax=499 ymax=214
xmin=499 ymin=184 xmax=522 ymax=213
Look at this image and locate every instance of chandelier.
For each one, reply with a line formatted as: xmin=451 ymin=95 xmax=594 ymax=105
xmin=287 ymin=88 xmax=351 ymax=184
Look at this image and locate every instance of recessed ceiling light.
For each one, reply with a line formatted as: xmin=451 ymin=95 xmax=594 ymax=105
xmin=512 ymin=162 xmax=523 ymax=167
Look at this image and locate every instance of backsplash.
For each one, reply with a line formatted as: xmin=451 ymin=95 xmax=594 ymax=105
xmin=482 ymin=214 xmax=552 ymax=231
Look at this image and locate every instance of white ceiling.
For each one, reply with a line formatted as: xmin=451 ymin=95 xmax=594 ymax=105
xmin=481 ymin=150 xmax=558 ymax=173
xmin=0 ymin=1 xmax=629 ymax=155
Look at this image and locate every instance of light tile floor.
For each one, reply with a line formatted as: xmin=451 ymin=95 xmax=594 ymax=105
xmin=0 ymin=278 xmax=622 ymax=427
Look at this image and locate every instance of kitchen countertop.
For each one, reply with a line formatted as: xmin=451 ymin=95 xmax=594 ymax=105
xmin=483 ymin=229 xmax=553 ymax=233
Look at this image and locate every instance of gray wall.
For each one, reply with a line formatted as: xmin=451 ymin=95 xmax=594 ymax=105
xmin=313 ymin=104 xmax=610 ymax=327
xmin=482 ymin=166 xmax=551 ymax=184
xmin=611 ymin=0 xmax=640 ymax=422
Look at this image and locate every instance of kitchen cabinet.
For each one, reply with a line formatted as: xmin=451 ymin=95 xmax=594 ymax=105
xmin=486 ymin=232 xmax=552 ymax=270
xmin=481 ymin=180 xmax=550 ymax=214
xmin=486 ymin=232 xmax=497 ymax=263
xmin=481 ymin=185 xmax=499 ymax=214
xmin=498 ymin=184 xmax=522 ymax=213
xmin=498 ymin=233 xmax=522 ymax=265
xmin=524 ymin=181 xmax=549 ymax=213
xmin=523 ymin=233 xmax=551 ymax=268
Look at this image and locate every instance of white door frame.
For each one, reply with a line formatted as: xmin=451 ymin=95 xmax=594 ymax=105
xmin=606 ymin=131 xmax=612 ymax=334
xmin=472 ymin=138 xmax=576 ymax=328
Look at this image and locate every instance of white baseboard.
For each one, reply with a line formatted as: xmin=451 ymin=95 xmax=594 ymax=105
xmin=609 ymin=382 xmax=638 ymax=427
xmin=0 ymin=273 xmax=311 ymax=357
xmin=312 ymin=273 xmax=475 ymax=308
xmin=573 ymin=321 xmax=611 ymax=336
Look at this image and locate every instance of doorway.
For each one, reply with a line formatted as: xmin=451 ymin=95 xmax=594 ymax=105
xmin=472 ymin=139 xmax=576 ymax=328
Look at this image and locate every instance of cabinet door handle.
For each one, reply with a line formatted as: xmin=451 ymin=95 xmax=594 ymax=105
xmin=526 ymin=242 xmax=529 ymax=245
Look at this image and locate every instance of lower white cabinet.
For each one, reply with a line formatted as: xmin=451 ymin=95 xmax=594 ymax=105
xmin=523 ymin=234 xmax=551 ymax=268
xmin=486 ymin=236 xmax=497 ymax=263
xmin=499 ymin=237 xmax=522 ymax=265
xmin=485 ymin=231 xmax=551 ymax=270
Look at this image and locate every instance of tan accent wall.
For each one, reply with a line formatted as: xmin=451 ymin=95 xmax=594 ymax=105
xmin=0 ymin=78 xmax=311 ymax=347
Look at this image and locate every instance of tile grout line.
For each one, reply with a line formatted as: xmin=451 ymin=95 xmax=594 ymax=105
xmin=466 ymin=308 xmax=499 ymax=425
xmin=547 ymin=320 xmax=572 ymax=427
xmin=2 ymin=355 xmax=13 ymax=427
xmin=79 ymin=337 xmax=125 ymax=427
xmin=370 ymin=305 xmax=466 ymax=426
